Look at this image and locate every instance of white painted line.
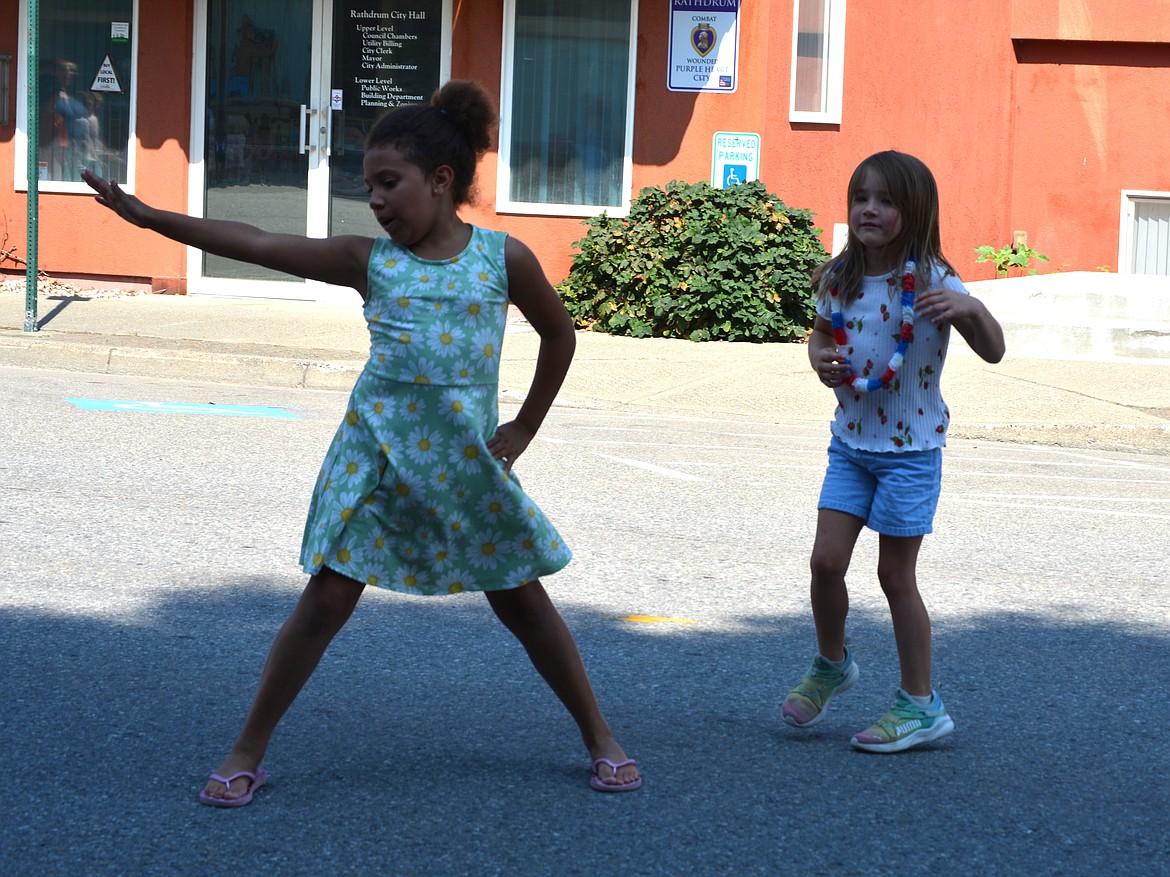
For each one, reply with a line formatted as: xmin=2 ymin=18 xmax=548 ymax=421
xmin=595 ymin=452 xmax=707 ymax=482
xmin=567 ymin=424 xmax=819 ymax=441
xmin=544 ymin=436 xmax=767 ymax=452
xmin=569 ymin=425 xmax=658 ymax=433
xmin=543 ymin=408 xmax=806 ymax=429
xmin=948 ymin=471 xmax=1170 ymax=486
xmin=943 ymin=497 xmax=1170 ymax=521
xmin=1044 ymin=447 xmax=1170 ymax=469
xmin=952 ymin=453 xmax=1170 ymax=469
xmin=956 ymin=492 xmax=1170 ymax=504
xmin=663 ymin=459 xmax=822 ymax=469
xmin=952 ymin=450 xmax=1170 ymax=474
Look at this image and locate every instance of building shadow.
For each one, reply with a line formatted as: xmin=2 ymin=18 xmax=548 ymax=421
xmin=2 ymin=577 xmax=1167 ymax=875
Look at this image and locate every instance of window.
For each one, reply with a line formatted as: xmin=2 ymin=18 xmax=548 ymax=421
xmin=1119 ymin=191 xmax=1170 ymax=276
xmin=16 ymin=0 xmax=137 ymax=192
xmin=497 ymin=0 xmax=638 ymax=216
xmin=789 ymin=0 xmax=846 ymax=124
xmin=1 ymin=56 xmax=11 ymax=126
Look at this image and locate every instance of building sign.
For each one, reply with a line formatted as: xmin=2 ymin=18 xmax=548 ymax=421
xmin=334 ymin=1 xmax=443 ymax=111
xmin=711 ymin=131 xmax=759 ymax=188
xmin=668 ymin=0 xmax=741 ymax=93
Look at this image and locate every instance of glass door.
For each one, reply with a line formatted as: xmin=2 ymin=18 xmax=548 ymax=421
xmin=200 ymin=0 xmax=316 ymax=290
xmin=191 ymin=0 xmax=450 ymax=299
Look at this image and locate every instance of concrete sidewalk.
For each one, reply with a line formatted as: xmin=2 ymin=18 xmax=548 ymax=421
xmin=2 ymin=287 xmax=1168 ymax=453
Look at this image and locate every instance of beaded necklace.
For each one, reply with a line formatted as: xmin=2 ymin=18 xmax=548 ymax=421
xmin=828 ymin=258 xmax=917 ymax=393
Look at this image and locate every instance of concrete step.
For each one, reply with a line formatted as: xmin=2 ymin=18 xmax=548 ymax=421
xmin=964 ymin=272 xmax=1170 ymax=361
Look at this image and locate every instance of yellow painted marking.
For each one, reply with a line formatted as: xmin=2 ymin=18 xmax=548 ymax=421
xmin=620 ymin=615 xmax=698 ymax=625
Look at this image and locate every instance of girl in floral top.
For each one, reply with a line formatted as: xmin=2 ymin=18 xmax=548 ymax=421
xmin=780 ymin=150 xmax=1005 ymax=752
xmin=83 ymin=80 xmax=640 ymax=804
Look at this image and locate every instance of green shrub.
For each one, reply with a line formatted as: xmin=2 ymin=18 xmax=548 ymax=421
xmin=557 ymin=179 xmax=827 ymax=342
xmin=974 ymin=243 xmax=1050 ymax=278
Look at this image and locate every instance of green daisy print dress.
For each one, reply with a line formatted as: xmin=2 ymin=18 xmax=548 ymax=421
xmin=300 ymin=227 xmax=572 ymax=595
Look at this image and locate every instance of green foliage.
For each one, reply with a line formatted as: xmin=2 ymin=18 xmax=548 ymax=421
xmin=557 ymin=180 xmax=827 ymax=342
xmin=974 ymin=243 xmax=1050 ymax=278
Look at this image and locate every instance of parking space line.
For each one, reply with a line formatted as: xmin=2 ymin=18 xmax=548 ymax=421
xmin=949 ymin=470 xmax=1170 ymax=486
xmin=944 ymin=496 xmax=1170 ymax=521
xmin=595 ymin=452 xmax=706 ymax=482
xmin=957 ymin=492 xmax=1170 ymax=504
xmin=545 ymin=437 xmax=767 ymax=452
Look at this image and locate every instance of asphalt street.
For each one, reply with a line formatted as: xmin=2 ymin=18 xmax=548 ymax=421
xmin=2 ymin=365 xmax=1167 ymax=876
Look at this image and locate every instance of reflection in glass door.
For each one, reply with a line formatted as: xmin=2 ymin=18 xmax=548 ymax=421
xmin=194 ymin=0 xmax=451 ymax=296
xmin=203 ymin=0 xmax=313 ymax=282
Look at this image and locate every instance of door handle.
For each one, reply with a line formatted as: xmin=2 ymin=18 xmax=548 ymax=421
xmin=299 ymin=104 xmax=317 ymax=154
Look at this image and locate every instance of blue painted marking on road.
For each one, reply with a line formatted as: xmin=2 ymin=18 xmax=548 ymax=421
xmin=66 ymin=398 xmax=301 ymax=419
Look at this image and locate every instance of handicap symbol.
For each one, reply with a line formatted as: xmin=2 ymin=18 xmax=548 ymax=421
xmin=723 ymin=164 xmax=747 ymax=187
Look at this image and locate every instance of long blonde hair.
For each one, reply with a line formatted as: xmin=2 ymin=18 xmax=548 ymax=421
xmin=812 ymin=150 xmax=956 ymax=305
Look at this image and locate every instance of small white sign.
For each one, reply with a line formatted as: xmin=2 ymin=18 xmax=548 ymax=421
xmin=111 ymin=22 xmax=130 ymax=42
xmin=90 ymin=54 xmax=122 ymax=93
xmin=668 ymin=0 xmax=741 ymax=93
xmin=331 ymin=89 xmax=344 ymax=111
xmin=711 ymin=131 xmax=759 ymax=188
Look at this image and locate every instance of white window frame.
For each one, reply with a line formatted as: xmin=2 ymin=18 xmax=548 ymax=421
xmin=496 ymin=0 xmax=639 ymax=218
xmin=1118 ymin=189 xmax=1170 ymax=275
xmin=789 ymin=0 xmax=846 ymax=125
xmin=14 ymin=0 xmax=140 ymax=194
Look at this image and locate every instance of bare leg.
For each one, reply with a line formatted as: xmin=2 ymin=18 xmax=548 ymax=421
xmin=876 ymin=534 xmax=931 ymax=696
xmin=809 ymin=509 xmax=865 ymax=661
xmin=485 ymin=580 xmax=639 ymax=787
xmin=202 ymin=568 xmax=365 ymax=801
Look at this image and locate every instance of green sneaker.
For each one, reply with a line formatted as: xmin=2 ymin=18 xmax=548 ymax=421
xmin=781 ymin=650 xmax=859 ymax=728
xmin=850 ymin=689 xmax=955 ymax=753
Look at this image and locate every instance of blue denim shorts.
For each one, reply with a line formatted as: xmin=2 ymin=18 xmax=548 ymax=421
xmin=817 ymin=435 xmax=942 ymax=536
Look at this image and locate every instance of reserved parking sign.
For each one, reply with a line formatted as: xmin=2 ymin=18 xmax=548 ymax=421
xmin=711 ymin=132 xmax=759 ymax=188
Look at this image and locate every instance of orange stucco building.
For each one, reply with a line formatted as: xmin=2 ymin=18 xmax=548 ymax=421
xmin=3 ymin=0 xmax=1169 ymax=301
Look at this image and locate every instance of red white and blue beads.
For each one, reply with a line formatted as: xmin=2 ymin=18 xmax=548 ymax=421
xmin=828 ymin=259 xmax=916 ymax=393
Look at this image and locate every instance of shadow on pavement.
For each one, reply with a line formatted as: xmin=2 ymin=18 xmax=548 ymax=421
xmin=2 ymin=577 xmax=1167 ymax=876
xmin=35 ymin=295 xmax=91 ymax=330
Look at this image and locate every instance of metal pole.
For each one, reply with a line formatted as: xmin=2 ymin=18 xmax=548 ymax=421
xmin=24 ymin=0 xmax=40 ymax=332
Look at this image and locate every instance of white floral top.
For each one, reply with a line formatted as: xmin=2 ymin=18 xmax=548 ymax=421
xmin=817 ymin=266 xmax=968 ymax=452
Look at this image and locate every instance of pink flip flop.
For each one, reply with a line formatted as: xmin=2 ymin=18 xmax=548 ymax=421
xmin=590 ymin=758 xmax=642 ymax=793
xmin=198 ymin=768 xmax=268 ymax=808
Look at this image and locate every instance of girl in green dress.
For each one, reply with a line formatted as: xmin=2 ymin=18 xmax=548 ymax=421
xmin=83 ymin=80 xmax=641 ymax=805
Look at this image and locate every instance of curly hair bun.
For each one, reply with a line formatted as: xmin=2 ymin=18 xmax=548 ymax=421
xmin=430 ymin=80 xmax=496 ymax=160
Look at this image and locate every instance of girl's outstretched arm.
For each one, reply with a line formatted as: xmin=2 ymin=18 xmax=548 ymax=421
xmin=916 ymin=286 xmax=1006 ymax=363
xmin=82 ymin=170 xmax=373 ymax=297
xmin=487 ymin=236 xmax=576 ymax=471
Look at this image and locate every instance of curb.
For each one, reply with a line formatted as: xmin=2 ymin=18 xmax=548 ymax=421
xmin=0 ymin=331 xmax=364 ymax=391
xmin=4 ymin=327 xmax=1169 ymax=455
